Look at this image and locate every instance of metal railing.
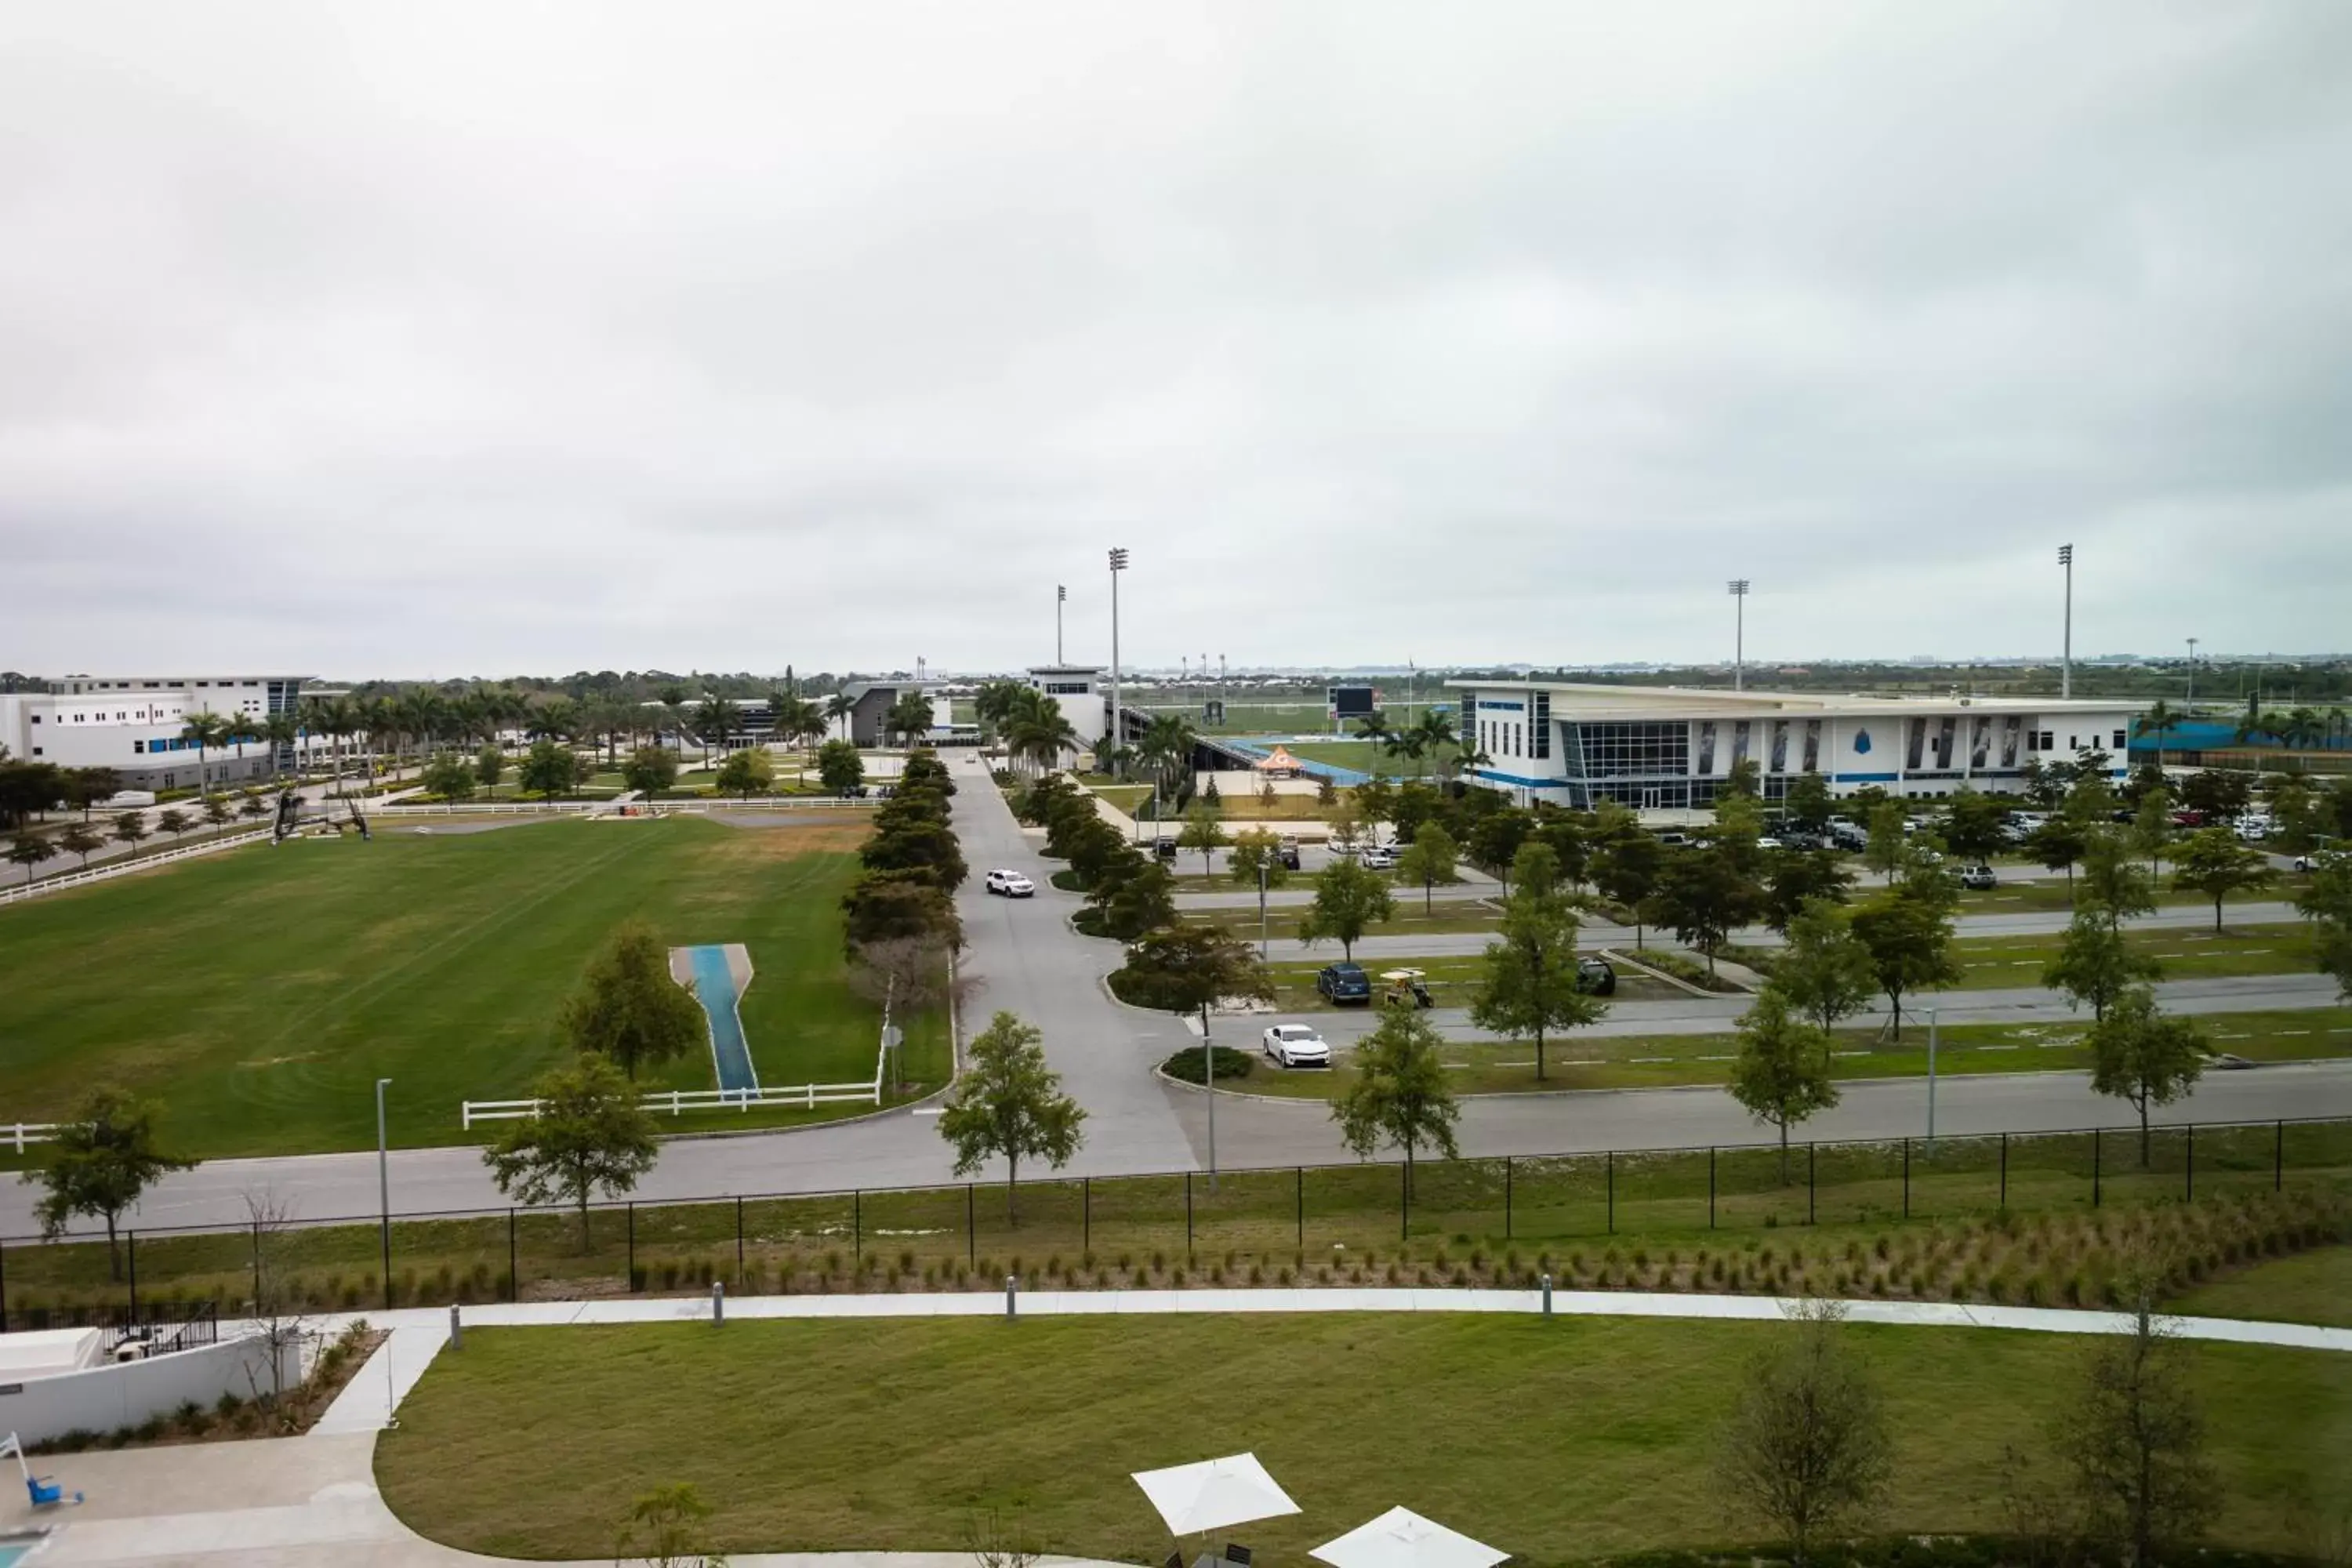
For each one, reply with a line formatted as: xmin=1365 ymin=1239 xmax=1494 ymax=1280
xmin=2 ymin=1112 xmax=2344 ymax=1331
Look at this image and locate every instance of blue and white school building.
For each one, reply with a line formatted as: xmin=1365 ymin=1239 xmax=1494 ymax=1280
xmin=1443 ymin=680 xmax=2140 ymax=810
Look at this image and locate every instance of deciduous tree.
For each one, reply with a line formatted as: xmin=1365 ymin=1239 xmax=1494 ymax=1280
xmin=2056 ymin=1284 xmax=2220 ymax=1567
xmin=2170 ymin=826 xmax=2276 ymax=933
xmin=561 ymin=921 xmax=707 ymax=1080
xmin=937 ymin=1011 xmax=1087 ymax=1221
xmin=816 ymin=739 xmax=865 ymax=795
xmin=1296 ymin=858 xmax=1395 ymax=961
xmin=2045 ymin=909 xmax=2162 ymax=1022
xmin=1329 ymin=1008 xmax=1459 ymax=1196
xmin=482 ymin=1056 xmax=659 ymax=1249
xmin=421 ymin=751 xmax=476 ymax=802
xmin=24 ymin=1087 xmax=198 ymax=1278
xmin=1715 ymin=1299 xmax=1893 ymax=1566
xmin=1176 ymin=799 xmax=1229 ymax=876
xmin=1769 ymin=898 xmax=1878 ymax=1036
xmin=1395 ymin=823 xmax=1463 ymax=913
xmin=2087 ymin=988 xmax=2207 ymax=1165
xmin=1469 ymin=850 xmax=1602 ymax=1081
xmin=1727 ymin=991 xmax=1840 ymax=1181
xmin=1849 ymin=887 xmax=1959 ymax=1040
xmin=622 ymin=745 xmax=680 ymax=796
xmin=520 ymin=739 xmax=580 ymax=800
xmin=714 ymin=748 xmax=774 ymax=799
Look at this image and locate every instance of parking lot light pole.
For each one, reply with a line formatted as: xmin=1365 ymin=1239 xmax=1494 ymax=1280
xmin=1056 ymin=584 xmax=1065 ymax=665
xmin=1926 ymin=1007 xmax=1937 ymax=1149
xmin=1258 ymin=858 xmax=1269 ymax=961
xmin=1108 ymin=548 xmax=1129 ymax=775
xmin=2058 ymin=544 xmax=2074 ymax=698
xmin=2186 ymin=637 xmax=2198 ymax=713
xmin=1726 ymin=580 xmax=1750 ymax=691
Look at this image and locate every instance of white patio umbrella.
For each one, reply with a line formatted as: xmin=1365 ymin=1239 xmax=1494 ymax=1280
xmin=1131 ymin=1453 xmax=1302 ymax=1538
xmin=1312 ymin=1507 xmax=1508 ymax=1568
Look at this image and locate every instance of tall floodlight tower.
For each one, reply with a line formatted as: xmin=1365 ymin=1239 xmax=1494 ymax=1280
xmin=1108 ymin=547 xmax=1130 ymax=774
xmin=1056 ymin=584 xmax=1066 ymax=664
xmin=1727 ymin=579 xmax=1751 ymax=692
xmin=2186 ymin=636 xmax=2198 ymax=711
xmin=2058 ymin=544 xmax=2074 ymax=698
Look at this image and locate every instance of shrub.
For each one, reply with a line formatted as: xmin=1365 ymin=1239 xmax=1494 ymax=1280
xmin=1161 ymin=1045 xmax=1256 ymax=1084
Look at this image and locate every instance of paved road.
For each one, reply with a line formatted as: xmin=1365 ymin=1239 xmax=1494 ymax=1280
xmin=7 ymin=763 xmax=2344 ymax=1240
xmin=1257 ymin=900 xmax=2318 ymax=961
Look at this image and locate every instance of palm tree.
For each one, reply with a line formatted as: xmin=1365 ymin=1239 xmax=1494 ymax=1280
xmin=1007 ymin=705 xmax=1078 ymax=776
xmin=659 ymin=685 xmax=691 ymax=750
xmin=2281 ymin=707 xmax=2327 ymax=753
xmin=884 ymin=691 xmax=935 ymax=750
xmin=1413 ymin=707 xmax=1462 ymax=783
xmin=178 ymin=710 xmax=228 ymax=794
xmin=260 ymin=712 xmax=299 ymax=781
xmin=691 ymin=696 xmax=738 ymax=767
xmin=824 ymin=692 xmax=855 ymax=743
xmin=1137 ymin=713 xmax=1198 ymax=798
xmin=2134 ymin=700 xmax=2180 ymax=771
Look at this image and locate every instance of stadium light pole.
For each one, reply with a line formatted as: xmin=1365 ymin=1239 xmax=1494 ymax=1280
xmin=376 ymin=1077 xmax=393 ymax=1311
xmin=1055 ymin=584 xmax=1065 ymax=666
xmin=2058 ymin=544 xmax=2074 ymax=699
xmin=2185 ymin=636 xmax=2198 ymax=711
xmin=1108 ymin=548 xmax=1129 ymax=775
xmin=1726 ymin=580 xmax=1750 ymax=691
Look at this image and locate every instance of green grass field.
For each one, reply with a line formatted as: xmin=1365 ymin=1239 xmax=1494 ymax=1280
xmin=1945 ymin=922 xmax=2317 ymax=989
xmin=377 ymin=1315 xmax=2346 ymax=1562
xmin=2172 ymin=1243 xmax=2352 ymax=1328
xmin=1228 ymin=1007 xmax=2352 ymax=1099
xmin=0 ymin=815 xmax=946 ymax=1158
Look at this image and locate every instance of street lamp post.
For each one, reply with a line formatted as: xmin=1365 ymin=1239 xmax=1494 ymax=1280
xmin=2186 ymin=637 xmax=2198 ymax=712
xmin=1108 ymin=548 xmax=1129 ymax=775
xmin=1258 ymin=858 xmax=1269 ymax=961
xmin=2058 ymin=544 xmax=2074 ymax=699
xmin=1055 ymin=585 xmax=1065 ymax=666
xmin=1726 ymin=580 xmax=1750 ymax=691
xmin=1926 ymin=1007 xmax=1938 ymax=1149
xmin=376 ymin=1077 xmax=393 ymax=1311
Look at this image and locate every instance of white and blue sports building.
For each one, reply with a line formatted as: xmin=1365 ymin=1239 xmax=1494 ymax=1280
xmin=1443 ymin=680 xmax=2139 ymax=810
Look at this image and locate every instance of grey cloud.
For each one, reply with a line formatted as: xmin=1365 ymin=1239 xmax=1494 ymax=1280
xmin=2 ymin=1 xmax=2347 ymax=675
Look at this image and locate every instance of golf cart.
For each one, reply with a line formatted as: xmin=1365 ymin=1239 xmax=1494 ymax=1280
xmin=1381 ymin=968 xmax=1436 ymax=1009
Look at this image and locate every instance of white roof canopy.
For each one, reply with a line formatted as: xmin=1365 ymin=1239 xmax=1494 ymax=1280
xmin=1312 ymin=1507 xmax=1509 ymax=1568
xmin=1131 ymin=1453 xmax=1302 ymax=1537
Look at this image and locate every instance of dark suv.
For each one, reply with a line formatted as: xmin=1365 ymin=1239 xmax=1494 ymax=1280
xmin=1316 ymin=962 xmax=1372 ymax=1004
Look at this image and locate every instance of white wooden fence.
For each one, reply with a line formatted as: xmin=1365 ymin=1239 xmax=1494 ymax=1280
xmin=462 ymin=1076 xmax=884 ymax=1131
xmin=0 ymin=829 xmax=276 ymax=907
xmin=5 ymin=1122 xmax=64 ymax=1153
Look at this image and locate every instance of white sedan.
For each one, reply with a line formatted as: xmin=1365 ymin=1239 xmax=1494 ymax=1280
xmin=1261 ymin=1023 xmax=1331 ymax=1069
xmin=983 ymin=868 xmax=1036 ymax=897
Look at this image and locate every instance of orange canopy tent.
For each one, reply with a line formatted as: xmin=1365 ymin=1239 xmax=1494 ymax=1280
xmin=1254 ymin=746 xmax=1305 ymax=778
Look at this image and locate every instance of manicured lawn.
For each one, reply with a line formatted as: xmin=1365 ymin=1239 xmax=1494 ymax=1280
xmin=377 ymin=1315 xmax=2347 ymax=1562
xmin=1945 ymin=922 xmax=2319 ymax=989
xmin=1230 ymin=1007 xmax=2352 ymax=1099
xmin=1276 ymin=739 xmax=1462 ymax=781
xmin=0 ymin=815 xmax=946 ymax=1158
xmin=2172 ymin=1243 xmax=2352 ymax=1328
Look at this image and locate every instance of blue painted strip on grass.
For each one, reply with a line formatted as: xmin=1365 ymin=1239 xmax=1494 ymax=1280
xmin=686 ymin=944 xmax=757 ymax=1093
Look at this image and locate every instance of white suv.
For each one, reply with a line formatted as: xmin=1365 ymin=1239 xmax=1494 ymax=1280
xmin=1261 ymin=1023 xmax=1330 ymax=1069
xmin=983 ymin=869 xmax=1036 ymax=898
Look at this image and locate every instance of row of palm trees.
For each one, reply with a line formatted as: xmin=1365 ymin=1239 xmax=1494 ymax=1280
xmin=975 ymin=681 xmax=1081 ymax=775
xmin=181 ymin=685 xmax=866 ymax=797
xmin=1353 ymin=706 xmax=1483 ymax=783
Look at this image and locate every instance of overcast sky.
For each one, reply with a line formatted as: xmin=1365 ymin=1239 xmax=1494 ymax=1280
xmin=3 ymin=3 xmax=2348 ymax=679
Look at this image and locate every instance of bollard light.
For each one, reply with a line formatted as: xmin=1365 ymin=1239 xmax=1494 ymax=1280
xmin=448 ymin=1302 xmax=463 ymax=1350
xmin=713 ymin=1279 xmax=725 ymax=1327
xmin=1541 ymin=1272 xmax=1553 ymax=1319
xmin=1007 ymin=1274 xmax=1018 ymax=1319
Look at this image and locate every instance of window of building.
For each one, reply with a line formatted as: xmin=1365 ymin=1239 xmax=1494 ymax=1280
xmin=2112 ymin=729 xmax=2126 ymax=749
xmin=1573 ymin=720 xmax=1691 ymax=779
xmin=1531 ymin=691 xmax=1551 ymax=760
xmin=2067 ymin=735 xmax=2078 ymax=750
xmin=133 ymin=740 xmax=144 ymax=753
xmin=2042 ymin=731 xmax=2055 ymax=750
xmin=30 ymin=746 xmax=42 ymax=756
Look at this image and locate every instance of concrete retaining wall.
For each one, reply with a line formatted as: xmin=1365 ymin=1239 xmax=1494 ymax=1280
xmin=0 ymin=1332 xmax=302 ymax=1445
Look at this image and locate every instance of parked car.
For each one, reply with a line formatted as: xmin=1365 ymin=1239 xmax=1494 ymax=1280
xmin=1276 ymin=840 xmax=1302 ymax=870
xmin=1959 ymin=863 xmax=1998 ymax=891
xmin=1654 ymin=832 xmax=1690 ymax=848
xmin=1359 ymin=845 xmax=1397 ymax=870
xmin=1152 ymin=837 xmax=1179 ymax=860
xmin=983 ymin=869 xmax=1035 ymax=898
xmin=1262 ymin=1023 xmax=1331 ymax=1068
xmin=1575 ymin=956 xmax=1617 ymax=996
xmin=1755 ymin=836 xmax=1784 ymax=852
xmin=1316 ymin=962 xmax=1373 ymax=1004
xmin=2170 ymin=809 xmax=2207 ymax=828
